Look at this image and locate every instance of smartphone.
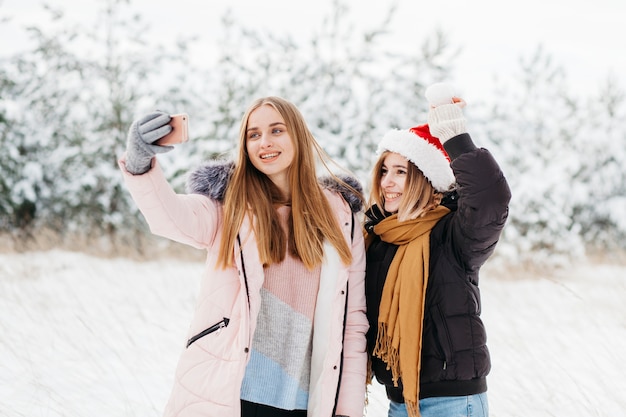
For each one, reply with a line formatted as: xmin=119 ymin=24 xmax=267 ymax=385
xmin=156 ymin=113 xmax=189 ymax=145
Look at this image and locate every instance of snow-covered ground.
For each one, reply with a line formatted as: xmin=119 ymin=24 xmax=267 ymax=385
xmin=1 ymin=250 xmax=625 ymax=416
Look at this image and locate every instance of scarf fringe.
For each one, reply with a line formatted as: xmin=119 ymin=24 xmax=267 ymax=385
xmin=373 ymin=323 xmax=401 ymax=386
xmin=406 ymin=399 xmax=420 ymax=417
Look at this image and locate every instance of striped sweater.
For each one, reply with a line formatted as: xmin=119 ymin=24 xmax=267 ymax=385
xmin=240 ymin=205 xmax=321 ymax=410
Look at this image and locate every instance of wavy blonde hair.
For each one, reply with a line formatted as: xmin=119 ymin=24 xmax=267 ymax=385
xmin=369 ymin=151 xmax=443 ymax=221
xmin=217 ymin=96 xmax=358 ymax=269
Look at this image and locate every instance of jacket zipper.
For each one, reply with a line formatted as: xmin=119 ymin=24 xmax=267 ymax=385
xmin=433 ymin=305 xmax=454 ymax=370
xmin=186 ymin=317 xmax=230 ymax=348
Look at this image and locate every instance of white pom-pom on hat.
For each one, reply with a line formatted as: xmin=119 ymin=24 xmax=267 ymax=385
xmin=425 ymin=82 xmax=455 ymax=107
xmin=377 ymin=124 xmax=455 ymax=192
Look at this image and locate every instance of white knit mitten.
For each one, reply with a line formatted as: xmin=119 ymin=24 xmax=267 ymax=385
xmin=427 ymin=104 xmax=467 ymax=143
xmin=425 ymin=82 xmax=466 ymax=143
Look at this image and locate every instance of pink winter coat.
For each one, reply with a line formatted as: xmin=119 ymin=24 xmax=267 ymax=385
xmin=119 ymin=158 xmax=368 ymax=417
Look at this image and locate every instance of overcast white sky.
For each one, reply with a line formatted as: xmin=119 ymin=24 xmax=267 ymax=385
xmin=1 ymin=0 xmax=625 ymax=100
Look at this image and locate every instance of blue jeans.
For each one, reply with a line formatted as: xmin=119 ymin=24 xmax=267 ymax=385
xmin=388 ymin=393 xmax=489 ymax=417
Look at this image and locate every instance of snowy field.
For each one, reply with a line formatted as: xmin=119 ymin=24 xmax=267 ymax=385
xmin=1 ymin=249 xmax=625 ymax=416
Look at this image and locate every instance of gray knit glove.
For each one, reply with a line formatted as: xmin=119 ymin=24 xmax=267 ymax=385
xmin=427 ymin=103 xmax=467 ymax=144
xmin=125 ymin=111 xmax=174 ymax=174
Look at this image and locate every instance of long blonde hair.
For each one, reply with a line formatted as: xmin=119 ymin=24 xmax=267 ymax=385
xmin=217 ymin=96 xmax=357 ymax=269
xmin=369 ymin=151 xmax=443 ymax=221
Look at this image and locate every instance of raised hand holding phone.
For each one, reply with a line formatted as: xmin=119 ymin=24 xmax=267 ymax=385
xmin=156 ymin=113 xmax=189 ymax=145
xmin=125 ymin=111 xmax=179 ymax=175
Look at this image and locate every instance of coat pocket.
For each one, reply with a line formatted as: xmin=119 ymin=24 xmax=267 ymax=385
xmin=187 ymin=317 xmax=230 ymax=348
xmin=432 ymin=305 xmax=454 ymax=370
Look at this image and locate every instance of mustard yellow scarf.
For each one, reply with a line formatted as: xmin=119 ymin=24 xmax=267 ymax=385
xmin=369 ymin=206 xmax=449 ymax=417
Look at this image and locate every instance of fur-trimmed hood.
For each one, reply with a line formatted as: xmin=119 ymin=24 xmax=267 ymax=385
xmin=186 ymin=160 xmax=363 ymax=213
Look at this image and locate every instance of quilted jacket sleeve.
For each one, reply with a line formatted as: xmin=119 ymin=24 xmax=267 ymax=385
xmin=119 ymin=156 xmax=221 ymax=249
xmin=443 ymin=133 xmax=512 ymax=271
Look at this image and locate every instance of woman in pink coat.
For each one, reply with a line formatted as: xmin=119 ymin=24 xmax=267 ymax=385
xmin=119 ymin=97 xmax=368 ymax=417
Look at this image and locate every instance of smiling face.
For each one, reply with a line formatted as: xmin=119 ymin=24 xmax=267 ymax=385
xmin=380 ymin=152 xmax=409 ymax=214
xmin=245 ymin=104 xmax=296 ymax=196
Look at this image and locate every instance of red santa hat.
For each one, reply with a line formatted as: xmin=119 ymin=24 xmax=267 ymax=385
xmin=376 ymin=123 xmax=455 ymax=192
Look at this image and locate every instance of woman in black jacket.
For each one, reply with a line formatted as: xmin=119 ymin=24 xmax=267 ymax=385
xmin=363 ymin=83 xmax=511 ymax=417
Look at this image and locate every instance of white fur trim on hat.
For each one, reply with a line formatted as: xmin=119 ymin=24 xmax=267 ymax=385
xmin=376 ymin=128 xmax=455 ymax=192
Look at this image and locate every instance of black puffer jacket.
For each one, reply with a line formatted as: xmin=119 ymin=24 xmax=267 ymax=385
xmin=364 ymin=132 xmax=511 ymax=401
